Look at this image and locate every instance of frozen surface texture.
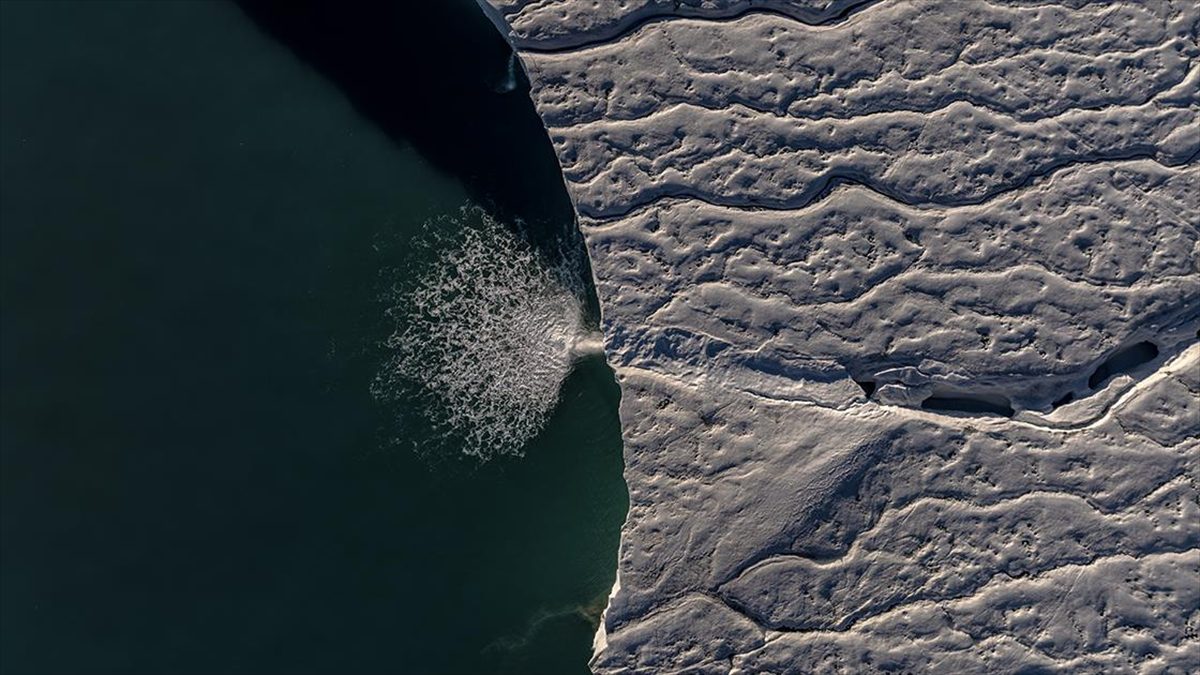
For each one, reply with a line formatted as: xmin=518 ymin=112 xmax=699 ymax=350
xmin=481 ymin=0 xmax=1200 ymax=672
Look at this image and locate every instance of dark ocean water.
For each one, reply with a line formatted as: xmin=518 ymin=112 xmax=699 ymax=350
xmin=0 ymin=2 xmax=626 ymax=673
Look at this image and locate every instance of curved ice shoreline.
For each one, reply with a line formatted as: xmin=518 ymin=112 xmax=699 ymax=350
xmin=480 ymin=1 xmax=1200 ymax=671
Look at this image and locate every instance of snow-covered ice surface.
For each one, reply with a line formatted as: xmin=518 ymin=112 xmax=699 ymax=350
xmin=480 ymin=1 xmax=1200 ymax=672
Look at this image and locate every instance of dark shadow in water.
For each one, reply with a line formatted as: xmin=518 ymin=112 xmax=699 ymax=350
xmin=230 ymin=3 xmax=624 ymax=673
xmin=235 ymin=0 xmax=574 ymax=236
xmin=0 ymin=2 xmax=624 ymax=674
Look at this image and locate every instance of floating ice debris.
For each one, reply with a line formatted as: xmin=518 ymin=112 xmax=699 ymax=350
xmin=494 ymin=51 xmax=519 ymax=93
xmin=376 ymin=205 xmax=594 ymax=461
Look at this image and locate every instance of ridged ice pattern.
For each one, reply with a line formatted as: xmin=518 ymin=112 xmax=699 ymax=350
xmin=479 ymin=0 xmax=1200 ymax=672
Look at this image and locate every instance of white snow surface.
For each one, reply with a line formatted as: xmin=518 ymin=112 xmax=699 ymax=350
xmin=481 ymin=1 xmax=1200 ymax=672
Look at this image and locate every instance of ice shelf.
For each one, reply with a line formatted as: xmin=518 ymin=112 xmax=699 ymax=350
xmin=480 ymin=1 xmax=1200 ymax=671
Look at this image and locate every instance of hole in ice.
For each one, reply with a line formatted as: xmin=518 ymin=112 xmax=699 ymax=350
xmin=921 ymin=392 xmax=1014 ymax=417
xmin=1087 ymin=341 xmax=1159 ymax=390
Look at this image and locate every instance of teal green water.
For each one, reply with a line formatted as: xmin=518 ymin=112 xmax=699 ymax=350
xmin=0 ymin=2 xmax=626 ymax=673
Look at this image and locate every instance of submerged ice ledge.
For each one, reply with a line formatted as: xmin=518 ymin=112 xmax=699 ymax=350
xmin=481 ymin=0 xmax=1200 ymax=672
